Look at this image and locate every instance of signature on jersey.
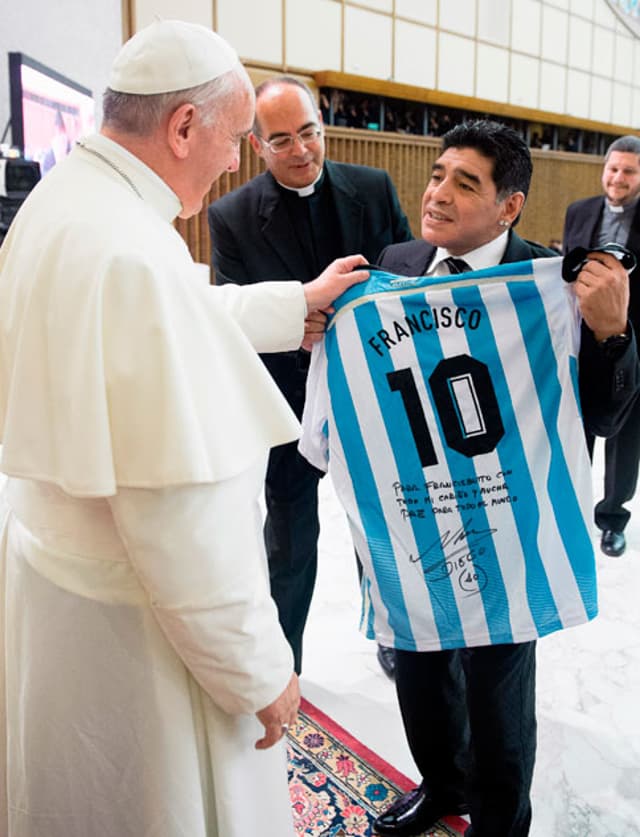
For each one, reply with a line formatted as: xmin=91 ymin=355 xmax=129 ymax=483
xmin=409 ymin=520 xmax=496 ymax=596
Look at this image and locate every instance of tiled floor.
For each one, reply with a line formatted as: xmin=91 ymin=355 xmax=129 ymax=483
xmin=301 ymin=442 xmax=640 ymax=837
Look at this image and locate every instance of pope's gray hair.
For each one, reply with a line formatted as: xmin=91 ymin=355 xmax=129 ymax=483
xmin=102 ymin=64 xmax=251 ymax=136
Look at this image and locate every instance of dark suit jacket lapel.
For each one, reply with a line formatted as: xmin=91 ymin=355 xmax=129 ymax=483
xmin=257 ymin=171 xmax=310 ymax=279
xmin=501 ymin=231 xmax=533 ymax=264
xmin=326 ymin=161 xmax=365 ymax=256
xmin=627 ymin=201 xmax=640 ymax=257
xmin=383 ymin=241 xmax=435 ymax=274
xmin=582 ymin=197 xmax=605 ymax=249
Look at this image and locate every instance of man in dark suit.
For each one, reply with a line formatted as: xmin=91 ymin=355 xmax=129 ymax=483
xmin=208 ymin=77 xmax=412 ymax=675
xmin=371 ymin=121 xmax=639 ymax=837
xmin=563 ymin=135 xmax=640 ymax=558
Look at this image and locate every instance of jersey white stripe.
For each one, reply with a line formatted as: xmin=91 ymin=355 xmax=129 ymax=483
xmin=300 ymin=259 xmax=597 ymax=650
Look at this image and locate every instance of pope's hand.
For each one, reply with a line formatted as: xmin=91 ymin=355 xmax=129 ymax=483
xmin=255 ymin=673 xmax=300 ymax=750
xmin=303 ymin=254 xmax=369 ymax=314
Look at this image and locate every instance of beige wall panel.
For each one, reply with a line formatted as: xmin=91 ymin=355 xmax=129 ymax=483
xmin=614 ymin=32 xmax=634 ymax=82
xmin=541 ymin=5 xmax=568 ymax=62
xmin=476 ymin=43 xmax=509 ymax=103
xmin=567 ymin=15 xmax=592 ymax=71
xmin=612 ymin=84 xmax=633 ymax=128
xmin=438 ymin=32 xmax=475 ymax=96
xmin=510 ymin=53 xmax=540 ymax=109
xmin=566 ymin=68 xmax=591 ymax=119
xmin=395 ymin=0 xmax=437 ymax=26
xmin=570 ymin=0 xmax=593 ymax=16
xmin=121 ymin=0 xmax=640 ymax=141
xmin=592 ymin=24 xmax=615 ymax=76
xmin=539 ymin=61 xmax=566 ymax=114
xmin=477 ymin=0 xmax=511 ymax=46
xmin=394 ymin=21 xmax=437 ymax=88
xmin=123 ymin=0 xmax=640 ymax=143
xmin=614 ymin=17 xmax=629 ymax=35
xmin=511 ymin=0 xmax=542 ymax=56
xmin=593 ymin=0 xmax=616 ymax=26
xmin=439 ymin=0 xmax=476 ymax=38
xmin=285 ymin=0 xmax=342 ymax=71
xmin=633 ymin=89 xmax=640 ymax=127
xmin=133 ymin=0 xmax=212 ymax=29
xmin=590 ymin=76 xmax=613 ymax=124
xmin=217 ymin=0 xmax=282 ymax=64
xmin=354 ymin=0 xmax=393 ymax=13
xmin=344 ymin=6 xmax=392 ymax=79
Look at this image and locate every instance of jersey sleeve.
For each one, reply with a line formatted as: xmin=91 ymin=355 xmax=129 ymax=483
xmin=299 ymin=338 xmax=330 ymax=473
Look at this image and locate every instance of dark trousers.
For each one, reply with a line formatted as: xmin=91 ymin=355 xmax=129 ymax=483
xmin=264 ymin=440 xmax=321 ymax=674
xmin=588 ymin=393 xmax=640 ymax=533
xmin=395 ymin=641 xmax=537 ymax=837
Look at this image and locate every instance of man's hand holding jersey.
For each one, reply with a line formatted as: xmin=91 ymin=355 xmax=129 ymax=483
xmin=574 ymin=250 xmax=631 ymax=341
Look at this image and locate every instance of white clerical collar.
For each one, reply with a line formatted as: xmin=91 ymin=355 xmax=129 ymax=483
xmin=275 ymin=169 xmax=324 ymax=197
xmin=430 ymin=230 xmax=509 ymax=275
xmin=605 ymin=196 xmax=639 ymax=215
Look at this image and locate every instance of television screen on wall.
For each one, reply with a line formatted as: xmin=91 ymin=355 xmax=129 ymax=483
xmin=8 ymin=52 xmax=95 ymax=176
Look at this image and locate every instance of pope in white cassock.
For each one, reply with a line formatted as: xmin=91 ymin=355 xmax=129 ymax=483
xmin=0 ymin=20 xmax=367 ymax=837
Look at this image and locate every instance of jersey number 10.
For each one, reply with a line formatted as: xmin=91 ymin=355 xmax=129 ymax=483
xmin=387 ymin=354 xmax=505 ymax=467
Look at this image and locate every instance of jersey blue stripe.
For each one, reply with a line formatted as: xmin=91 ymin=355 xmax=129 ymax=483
xmin=453 ymin=280 xmax=563 ymax=635
xmin=353 ymin=301 xmax=466 ymax=648
xmin=331 ymin=260 xmax=538 ymax=316
xmin=320 ymin=264 xmax=594 ymax=650
xmin=325 ymin=328 xmax=417 ymax=649
xmin=416 ymin=284 xmax=515 ymax=643
xmin=508 ymin=281 xmax=596 ymax=618
xmin=361 ymin=575 xmax=377 ymax=639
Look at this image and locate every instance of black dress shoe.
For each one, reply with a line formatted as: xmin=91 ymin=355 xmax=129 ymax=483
xmin=373 ymin=786 xmax=467 ymax=836
xmin=376 ymin=644 xmax=396 ymax=679
xmin=601 ymin=530 xmax=626 ymax=557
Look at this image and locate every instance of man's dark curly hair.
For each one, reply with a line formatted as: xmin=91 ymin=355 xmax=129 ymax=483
xmin=441 ymin=119 xmax=533 ymax=202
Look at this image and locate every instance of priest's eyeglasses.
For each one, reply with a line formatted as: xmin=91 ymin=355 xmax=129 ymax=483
xmin=259 ymin=126 xmax=322 ymax=154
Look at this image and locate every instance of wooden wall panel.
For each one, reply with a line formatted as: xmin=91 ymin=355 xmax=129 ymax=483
xmin=185 ymin=127 xmax=603 ymax=273
xmin=524 ymin=151 xmax=602 ymax=245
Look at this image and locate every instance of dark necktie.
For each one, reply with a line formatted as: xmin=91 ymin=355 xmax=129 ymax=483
xmin=443 ymin=256 xmax=472 ymax=274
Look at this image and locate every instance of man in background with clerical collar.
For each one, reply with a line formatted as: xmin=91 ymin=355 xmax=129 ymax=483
xmin=564 ymin=135 xmax=640 ymax=558
xmin=208 ymin=76 xmax=412 ymax=678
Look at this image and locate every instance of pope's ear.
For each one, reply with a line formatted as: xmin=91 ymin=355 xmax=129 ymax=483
xmin=248 ymin=131 xmax=263 ymax=157
xmin=167 ymin=103 xmax=197 ymax=159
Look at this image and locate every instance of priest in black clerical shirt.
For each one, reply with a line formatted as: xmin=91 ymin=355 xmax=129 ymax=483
xmin=207 ymin=76 xmax=412 ymax=676
xmin=563 ymin=134 xmax=640 ymax=559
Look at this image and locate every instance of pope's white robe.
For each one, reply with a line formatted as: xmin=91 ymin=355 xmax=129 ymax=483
xmin=0 ymin=135 xmax=306 ymax=837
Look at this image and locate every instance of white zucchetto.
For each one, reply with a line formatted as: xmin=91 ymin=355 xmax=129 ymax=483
xmin=109 ymin=19 xmax=239 ymax=95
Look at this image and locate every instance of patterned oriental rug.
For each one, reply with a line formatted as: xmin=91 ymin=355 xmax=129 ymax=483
xmin=287 ymin=698 xmax=468 ymax=837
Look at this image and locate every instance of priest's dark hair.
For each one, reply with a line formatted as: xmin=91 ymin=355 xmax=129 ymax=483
xmin=605 ymin=134 xmax=640 ymax=161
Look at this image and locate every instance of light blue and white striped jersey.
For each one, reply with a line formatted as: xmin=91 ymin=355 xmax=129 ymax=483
xmin=300 ymin=258 xmax=597 ymax=651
